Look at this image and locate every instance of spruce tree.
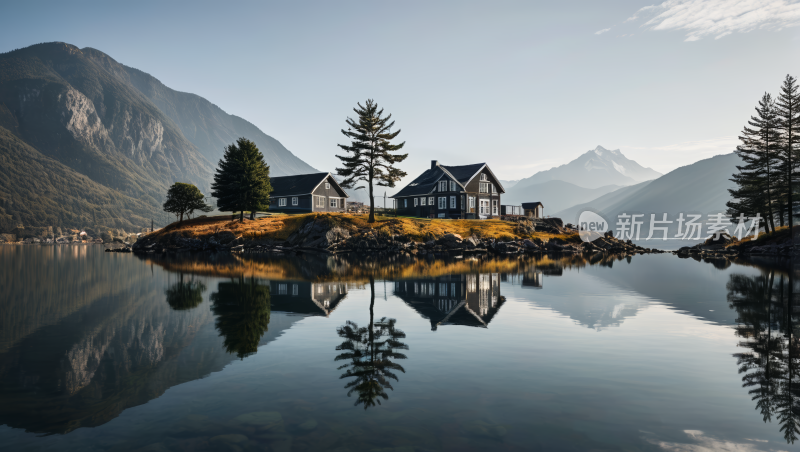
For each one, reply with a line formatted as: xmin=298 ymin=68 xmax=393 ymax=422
xmin=211 ymin=138 xmax=272 ymax=222
xmin=776 ymin=75 xmax=800 ymax=234
xmin=162 ymin=182 xmax=213 ymax=223
xmin=728 ymin=93 xmax=779 ymax=233
xmin=336 ymin=99 xmax=407 ymax=223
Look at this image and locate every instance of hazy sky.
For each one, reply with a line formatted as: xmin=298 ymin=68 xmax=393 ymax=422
xmin=3 ymin=0 xmax=800 ymax=187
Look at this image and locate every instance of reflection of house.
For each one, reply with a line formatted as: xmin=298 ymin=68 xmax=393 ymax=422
xmin=393 ymin=274 xmax=505 ymax=330
xmin=521 ymin=269 xmax=543 ymax=289
xmin=270 ymin=281 xmax=347 ymax=316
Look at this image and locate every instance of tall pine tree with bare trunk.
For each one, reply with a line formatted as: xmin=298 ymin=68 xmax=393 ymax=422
xmin=776 ymin=75 xmax=800 ymax=236
xmin=336 ymin=99 xmax=407 ymax=223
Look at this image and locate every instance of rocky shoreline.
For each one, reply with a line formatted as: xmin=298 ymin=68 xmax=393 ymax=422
xmin=132 ymin=216 xmax=666 ymax=258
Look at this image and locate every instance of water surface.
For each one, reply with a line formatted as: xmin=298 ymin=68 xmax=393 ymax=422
xmin=1 ymin=246 xmax=798 ymax=451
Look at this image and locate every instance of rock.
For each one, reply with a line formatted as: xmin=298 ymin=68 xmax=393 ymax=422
xmin=326 ymin=226 xmax=350 ymax=244
xmin=523 ymin=239 xmax=538 ymax=249
xmin=216 ymin=230 xmax=236 ymax=244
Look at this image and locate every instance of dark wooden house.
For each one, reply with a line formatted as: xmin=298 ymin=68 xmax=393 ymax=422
xmin=391 ymin=161 xmax=505 ymax=219
xmin=522 ymin=202 xmax=544 ymax=219
xmin=268 ymin=172 xmax=349 ymax=214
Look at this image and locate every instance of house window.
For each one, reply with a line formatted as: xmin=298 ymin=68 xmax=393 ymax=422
xmin=291 ymin=197 xmax=298 ymax=206
xmin=438 ymin=213 xmax=446 ymax=218
xmin=492 ymin=200 xmax=498 ymax=215
xmin=421 ymin=197 xmax=426 ymax=206
xmin=278 ymin=284 xmax=287 ymax=294
xmin=450 ymin=196 xmax=456 ymax=208
xmin=330 ymin=198 xmax=338 ymax=208
xmin=480 ymin=200 xmax=489 ymax=215
xmin=325 ymin=182 xmax=331 ymax=189
xmin=429 ymin=196 xmax=434 ymax=205
xmin=414 ymin=198 xmax=418 ymax=207
xmin=317 ymin=196 xmax=325 ymax=207
xmin=438 ymin=180 xmax=448 ymax=192
xmin=404 ymin=199 xmax=408 ymax=208
xmin=450 ymin=181 xmax=457 ymax=191
xmin=438 ymin=197 xmax=447 ymax=209
xmin=292 ymin=284 xmax=298 ymax=296
xmin=481 ymin=174 xmax=487 ymax=181
xmin=469 ymin=197 xmax=475 ymax=208
xmin=279 ymin=198 xmax=287 ymax=206
xmin=480 ymin=183 xmax=488 ymax=193
xmin=491 ymin=184 xmax=495 ymax=194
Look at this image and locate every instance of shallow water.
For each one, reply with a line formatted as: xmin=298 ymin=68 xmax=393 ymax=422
xmin=1 ymin=246 xmax=799 ymax=451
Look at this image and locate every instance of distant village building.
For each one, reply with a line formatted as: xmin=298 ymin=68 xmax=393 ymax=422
xmin=392 ymin=161 xmax=505 ymax=219
xmin=522 ymin=202 xmax=544 ymax=219
xmin=268 ymin=173 xmax=349 ymax=214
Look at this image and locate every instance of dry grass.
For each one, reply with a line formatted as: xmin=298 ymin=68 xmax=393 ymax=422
xmin=144 ymin=213 xmax=579 ymax=243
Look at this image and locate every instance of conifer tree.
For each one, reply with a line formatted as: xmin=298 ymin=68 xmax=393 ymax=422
xmin=211 ymin=138 xmax=272 ymax=222
xmin=162 ymin=182 xmax=213 ymax=223
xmin=336 ymin=99 xmax=407 ymax=223
xmin=776 ymin=75 xmax=800 ymax=233
xmin=728 ymin=93 xmax=779 ymax=233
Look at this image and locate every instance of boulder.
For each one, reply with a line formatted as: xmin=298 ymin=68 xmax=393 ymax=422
xmin=325 ymin=227 xmax=350 ymax=245
xmin=216 ymin=230 xmax=236 ymax=244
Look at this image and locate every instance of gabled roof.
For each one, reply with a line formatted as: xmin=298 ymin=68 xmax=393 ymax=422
xmin=270 ymin=172 xmax=348 ymax=197
xmin=392 ymin=162 xmax=499 ymax=198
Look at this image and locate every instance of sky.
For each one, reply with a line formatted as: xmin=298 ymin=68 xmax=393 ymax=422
xmin=3 ymin=0 xmax=800 ymax=188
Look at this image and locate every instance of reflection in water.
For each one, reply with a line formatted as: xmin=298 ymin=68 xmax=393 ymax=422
xmin=165 ymin=273 xmax=207 ymax=310
xmin=394 ymin=273 xmax=504 ymax=330
xmin=335 ymin=278 xmax=408 ymax=409
xmin=270 ymin=280 xmax=349 ymax=316
xmin=728 ymin=269 xmax=800 ymax=443
xmin=211 ymin=276 xmax=271 ymax=359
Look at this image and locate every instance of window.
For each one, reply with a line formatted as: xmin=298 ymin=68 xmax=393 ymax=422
xmin=492 ymin=200 xmax=498 ymax=215
xmin=491 ymin=183 xmax=495 ymax=194
xmin=469 ymin=197 xmax=475 ymax=208
xmin=438 ymin=197 xmax=447 ymax=209
xmin=325 ymin=182 xmax=331 ymax=189
xmin=480 ymin=183 xmax=489 ymax=193
xmin=450 ymin=196 xmax=456 ymax=208
xmin=278 ymin=284 xmax=287 ymax=295
xmin=450 ymin=181 xmax=457 ymax=191
xmin=291 ymin=197 xmax=298 ymax=206
xmin=481 ymin=173 xmax=487 ymax=181
xmin=421 ymin=197 xmax=426 ymax=206
xmin=317 ymin=196 xmax=325 ymax=207
xmin=404 ymin=199 xmax=408 ymax=208
xmin=279 ymin=198 xmax=287 ymax=206
xmin=292 ymin=284 xmax=298 ymax=296
xmin=438 ymin=213 xmax=446 ymax=218
xmin=429 ymin=196 xmax=435 ymax=205
xmin=330 ymin=198 xmax=338 ymax=208
xmin=480 ymin=200 xmax=489 ymax=215
xmin=438 ymin=180 xmax=448 ymax=192
xmin=414 ymin=198 xmax=418 ymax=207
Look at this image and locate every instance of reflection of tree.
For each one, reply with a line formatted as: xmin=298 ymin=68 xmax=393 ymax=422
xmin=335 ymin=277 xmax=408 ymax=409
xmin=728 ymin=270 xmax=800 ymax=443
xmin=211 ymin=276 xmax=271 ymax=359
xmin=165 ymin=273 xmax=207 ymax=310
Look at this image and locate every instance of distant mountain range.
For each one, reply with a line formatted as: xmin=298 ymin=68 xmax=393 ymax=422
xmin=0 ymin=42 xmax=316 ymax=232
xmin=517 ymin=146 xmax=662 ymax=190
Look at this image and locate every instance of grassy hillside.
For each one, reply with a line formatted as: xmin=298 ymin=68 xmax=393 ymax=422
xmin=0 ymin=126 xmax=157 ymax=231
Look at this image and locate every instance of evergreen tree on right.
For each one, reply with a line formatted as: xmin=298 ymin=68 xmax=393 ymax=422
xmin=776 ymin=75 xmax=800 ymax=232
xmin=211 ymin=138 xmax=272 ymax=222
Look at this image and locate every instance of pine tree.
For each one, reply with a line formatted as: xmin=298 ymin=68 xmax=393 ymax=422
xmin=776 ymin=75 xmax=800 ymax=234
xmin=727 ymin=93 xmax=780 ymax=233
xmin=211 ymin=138 xmax=272 ymax=222
xmin=336 ymin=100 xmax=407 ymax=223
xmin=162 ymin=182 xmax=213 ymax=223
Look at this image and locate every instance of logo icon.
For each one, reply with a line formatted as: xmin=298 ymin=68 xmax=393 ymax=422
xmin=578 ymin=211 xmax=608 ymax=243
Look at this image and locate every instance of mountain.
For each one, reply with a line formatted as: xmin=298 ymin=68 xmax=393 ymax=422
xmin=82 ymin=48 xmax=316 ymax=176
xmin=501 ymin=180 xmax=622 ymax=213
xmin=515 ymin=146 xmax=662 ymax=190
xmin=0 ymin=42 xmax=316 ymax=232
xmin=554 ymin=152 xmax=742 ymax=246
xmin=499 ymin=179 xmax=520 ymax=190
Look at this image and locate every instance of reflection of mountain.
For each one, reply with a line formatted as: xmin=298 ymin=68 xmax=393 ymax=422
xmin=0 ymin=272 xmax=300 ymax=434
xmin=270 ymin=281 xmax=350 ymax=316
xmin=394 ymin=274 xmax=505 ymax=330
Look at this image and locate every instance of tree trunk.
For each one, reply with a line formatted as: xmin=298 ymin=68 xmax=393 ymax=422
xmin=250 ymin=211 xmax=256 ymax=220
xmin=240 ymin=210 xmax=244 ymax=222
xmin=179 ymin=212 xmax=184 ymax=223
xmin=368 ymin=176 xmax=375 ymax=223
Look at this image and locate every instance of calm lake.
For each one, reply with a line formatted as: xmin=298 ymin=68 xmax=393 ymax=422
xmin=1 ymin=246 xmax=798 ymax=451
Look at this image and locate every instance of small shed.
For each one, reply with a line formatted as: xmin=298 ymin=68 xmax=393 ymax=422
xmin=521 ymin=202 xmax=543 ymax=219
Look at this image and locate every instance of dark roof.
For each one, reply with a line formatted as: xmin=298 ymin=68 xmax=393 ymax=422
xmin=270 ymin=173 xmax=347 ymax=197
xmin=392 ymin=163 xmax=486 ymax=198
xmin=522 ymin=202 xmax=543 ymax=209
